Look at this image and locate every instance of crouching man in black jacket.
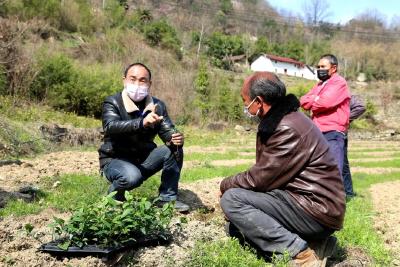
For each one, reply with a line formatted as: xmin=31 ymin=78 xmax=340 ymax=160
xmin=98 ymin=63 xmax=189 ymax=212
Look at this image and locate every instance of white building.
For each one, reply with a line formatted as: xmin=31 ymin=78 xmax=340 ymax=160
xmin=250 ymin=54 xmax=318 ymax=80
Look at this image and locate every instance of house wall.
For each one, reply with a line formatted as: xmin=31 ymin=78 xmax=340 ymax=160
xmin=251 ymin=55 xmax=318 ymax=80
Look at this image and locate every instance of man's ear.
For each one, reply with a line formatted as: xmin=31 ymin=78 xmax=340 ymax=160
xmin=255 ymin=96 xmax=263 ymax=105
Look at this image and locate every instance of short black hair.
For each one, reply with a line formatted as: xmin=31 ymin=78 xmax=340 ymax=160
xmin=249 ymin=72 xmax=286 ymax=105
xmin=124 ymin=63 xmax=152 ymax=80
xmin=320 ymin=54 xmax=338 ymax=66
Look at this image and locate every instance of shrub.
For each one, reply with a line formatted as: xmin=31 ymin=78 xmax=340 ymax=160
xmin=48 ymin=65 xmax=120 ymax=118
xmin=127 ymin=8 xmax=153 ymax=28
xmin=30 ymin=55 xmax=75 ymax=101
xmin=288 ymin=82 xmax=313 ymax=98
xmin=364 ymin=99 xmax=378 ymax=119
xmin=205 ymin=32 xmax=245 ymax=69
xmin=59 ymin=0 xmax=95 ymax=34
xmin=105 ymin=0 xmax=126 ymax=27
xmin=4 ymin=0 xmax=61 ymax=25
xmin=215 ymin=78 xmax=243 ymax=122
xmin=143 ymin=20 xmax=182 ymax=59
xmin=193 ymin=63 xmax=211 ymax=121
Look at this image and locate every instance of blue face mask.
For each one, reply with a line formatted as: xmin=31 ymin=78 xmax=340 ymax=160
xmin=243 ymin=98 xmax=260 ymax=119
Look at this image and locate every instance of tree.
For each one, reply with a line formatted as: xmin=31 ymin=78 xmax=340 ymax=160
xmin=194 ymin=63 xmax=210 ymax=121
xmin=302 ymin=0 xmax=331 ymax=26
xmin=249 ymin=36 xmax=269 ymax=63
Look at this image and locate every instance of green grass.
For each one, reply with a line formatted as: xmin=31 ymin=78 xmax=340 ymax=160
xmin=1 ymin=124 xmax=399 ymax=266
xmin=184 ymin=151 xmax=254 ymax=161
xmin=184 ymin=238 xmax=291 ymax=267
xmin=0 ymin=173 xmax=163 ymax=217
xmin=181 ymin=164 xmax=251 ymax=182
xmin=335 ymin=172 xmax=400 ymax=265
xmin=181 ymin=126 xmax=255 ymax=147
xmin=348 ymin=147 xmax=400 ymax=153
xmin=349 ymin=152 xmax=400 ymax=159
xmin=0 ymin=95 xmax=100 ymax=128
xmin=351 ymin=159 xmax=400 ymax=168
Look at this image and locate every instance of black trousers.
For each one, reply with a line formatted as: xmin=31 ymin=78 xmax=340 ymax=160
xmin=220 ymin=188 xmax=334 ymax=257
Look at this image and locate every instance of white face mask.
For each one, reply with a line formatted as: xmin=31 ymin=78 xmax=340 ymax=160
xmin=243 ymin=98 xmax=260 ymax=117
xmin=125 ymin=83 xmax=149 ymax=102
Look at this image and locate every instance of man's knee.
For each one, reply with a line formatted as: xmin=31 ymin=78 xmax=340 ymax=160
xmin=108 ymin=164 xmax=143 ymax=190
xmin=122 ymin=174 xmax=143 ymax=189
xmin=220 ymin=188 xmax=244 ymax=214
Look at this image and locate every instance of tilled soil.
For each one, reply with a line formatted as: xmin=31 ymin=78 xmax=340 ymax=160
xmin=0 ymin=173 xmax=226 ymax=267
xmin=370 ymin=181 xmax=400 ymax=264
xmin=0 ymin=145 xmax=399 ymax=266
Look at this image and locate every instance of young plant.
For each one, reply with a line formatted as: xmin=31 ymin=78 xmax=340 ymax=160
xmin=50 ymin=191 xmax=174 ymax=250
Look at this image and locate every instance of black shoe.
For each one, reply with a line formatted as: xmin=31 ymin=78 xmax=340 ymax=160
xmin=157 ymin=200 xmax=190 ymax=213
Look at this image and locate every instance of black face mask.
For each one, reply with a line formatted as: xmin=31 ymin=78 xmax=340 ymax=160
xmin=317 ymin=69 xmax=330 ymax=81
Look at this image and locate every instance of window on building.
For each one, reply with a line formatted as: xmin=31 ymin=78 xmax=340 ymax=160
xmin=284 ymin=69 xmax=287 ymax=74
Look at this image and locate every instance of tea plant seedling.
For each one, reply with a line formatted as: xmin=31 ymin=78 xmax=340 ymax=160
xmin=49 ymin=191 xmax=174 ymax=250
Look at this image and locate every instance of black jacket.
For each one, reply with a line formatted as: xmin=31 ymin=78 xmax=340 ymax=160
xmin=98 ymin=91 xmax=177 ymax=168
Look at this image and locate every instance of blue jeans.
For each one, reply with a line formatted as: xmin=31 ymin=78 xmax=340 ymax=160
xmin=342 ymin=135 xmax=354 ymax=197
xmin=102 ymin=145 xmax=183 ymax=201
xmin=323 ymin=131 xmax=345 ymax=176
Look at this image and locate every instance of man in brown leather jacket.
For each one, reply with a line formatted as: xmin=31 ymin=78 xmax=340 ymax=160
xmin=220 ymin=72 xmax=346 ymax=266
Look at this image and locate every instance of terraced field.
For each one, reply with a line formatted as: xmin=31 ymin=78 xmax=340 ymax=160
xmin=0 ymin=129 xmax=399 ymax=266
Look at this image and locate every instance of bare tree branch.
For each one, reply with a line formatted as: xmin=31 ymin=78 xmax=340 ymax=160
xmin=302 ymin=0 xmax=331 ymax=26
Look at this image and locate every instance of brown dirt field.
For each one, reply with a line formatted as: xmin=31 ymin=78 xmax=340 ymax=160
xmin=370 ymin=181 xmax=400 ymax=262
xmin=0 ymin=142 xmax=399 ymax=266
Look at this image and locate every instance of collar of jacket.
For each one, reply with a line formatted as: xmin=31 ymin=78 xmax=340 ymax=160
xmin=258 ymin=94 xmax=300 ymax=143
xmin=121 ymin=89 xmax=155 ymax=113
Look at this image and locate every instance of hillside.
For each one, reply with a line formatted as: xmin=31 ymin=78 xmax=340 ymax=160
xmin=0 ymin=0 xmax=400 ymax=157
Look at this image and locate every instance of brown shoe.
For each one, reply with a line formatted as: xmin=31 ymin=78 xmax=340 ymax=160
xmin=308 ymin=236 xmax=337 ymax=263
xmin=292 ymin=248 xmax=324 ymax=267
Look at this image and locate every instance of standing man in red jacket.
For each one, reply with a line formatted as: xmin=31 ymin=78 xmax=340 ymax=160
xmin=300 ymin=54 xmax=351 ymax=196
xmin=220 ymin=72 xmax=345 ymax=266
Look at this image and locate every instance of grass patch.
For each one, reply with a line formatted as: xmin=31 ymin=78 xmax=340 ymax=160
xmin=348 ymin=148 xmax=400 ymax=153
xmin=185 ymin=151 xmax=254 ymax=161
xmin=349 ymin=152 xmax=400 ymax=159
xmin=181 ymin=164 xmax=251 ymax=182
xmin=181 ymin=126 xmax=255 ymax=147
xmin=0 ymin=95 xmax=100 ymax=128
xmin=0 ymin=173 xmax=162 ymax=217
xmin=351 ymin=159 xmax=400 ymax=168
xmin=184 ymin=238 xmax=290 ymax=267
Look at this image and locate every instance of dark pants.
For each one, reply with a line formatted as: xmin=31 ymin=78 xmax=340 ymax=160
xmin=342 ymin=135 xmax=355 ymax=197
xmin=103 ymin=145 xmax=183 ymax=201
xmin=323 ymin=131 xmax=345 ymax=177
xmin=220 ymin=188 xmax=334 ymax=258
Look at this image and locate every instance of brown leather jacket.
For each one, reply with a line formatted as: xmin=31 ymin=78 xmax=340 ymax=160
xmin=220 ymin=111 xmax=346 ymax=230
